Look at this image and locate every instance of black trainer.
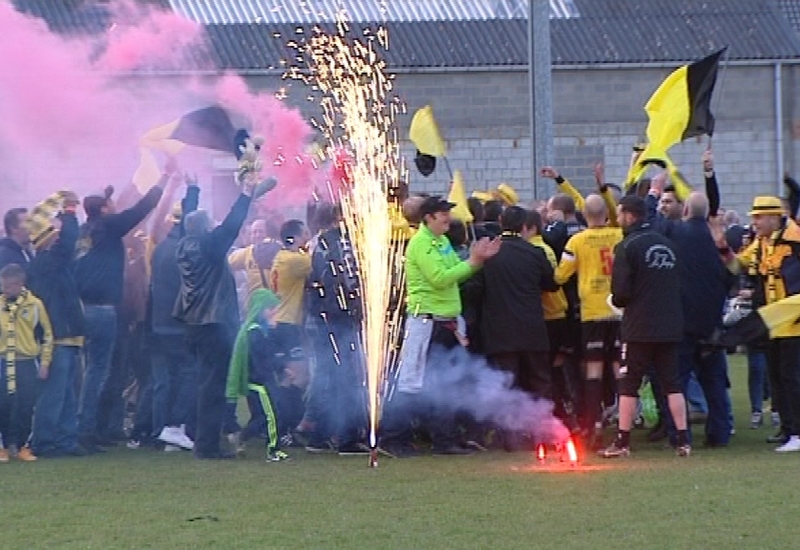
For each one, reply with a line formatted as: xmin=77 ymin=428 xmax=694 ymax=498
xmin=767 ymin=431 xmax=788 ymax=444
xmin=597 ymin=441 xmax=630 ymax=458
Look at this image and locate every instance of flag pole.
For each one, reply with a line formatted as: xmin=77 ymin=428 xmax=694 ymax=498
xmin=442 ymin=156 xmax=455 ymax=180
xmin=708 ymin=47 xmax=730 ymax=149
xmin=468 ymin=222 xmax=477 ymax=242
xmin=443 ymin=156 xmax=472 ymax=238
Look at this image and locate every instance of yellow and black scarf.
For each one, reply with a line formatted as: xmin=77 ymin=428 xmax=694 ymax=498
xmin=3 ymin=289 xmax=29 ymax=395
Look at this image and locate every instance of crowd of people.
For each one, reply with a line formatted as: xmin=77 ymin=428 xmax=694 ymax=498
xmin=1 ymin=146 xmax=799 ymax=464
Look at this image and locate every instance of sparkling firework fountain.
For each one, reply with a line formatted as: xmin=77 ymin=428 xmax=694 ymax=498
xmin=293 ymin=18 xmax=406 ymax=467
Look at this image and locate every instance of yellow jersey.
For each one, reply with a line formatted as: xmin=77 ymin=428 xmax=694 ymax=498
xmin=554 ymin=226 xmax=622 ymax=321
xmin=529 ymin=235 xmax=568 ymax=320
xmin=270 ymin=249 xmax=312 ymax=325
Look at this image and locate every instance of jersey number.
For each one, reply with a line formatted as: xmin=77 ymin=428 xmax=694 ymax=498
xmin=600 ymin=247 xmax=613 ymax=276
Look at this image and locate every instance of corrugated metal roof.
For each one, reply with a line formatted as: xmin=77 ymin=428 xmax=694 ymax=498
xmin=12 ymin=0 xmax=172 ymax=33
xmin=12 ymin=0 xmax=800 ymax=68
xmin=167 ymin=0 xmax=578 ymax=23
xmin=778 ymin=0 xmax=800 ymax=33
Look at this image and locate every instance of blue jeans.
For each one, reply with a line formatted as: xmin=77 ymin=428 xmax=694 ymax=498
xmin=686 ymin=372 xmax=708 ymax=414
xmin=0 ymin=359 xmax=39 ymax=449
xmin=308 ymin=318 xmax=365 ymax=446
xmin=78 ymin=305 xmax=117 ymax=437
xmin=747 ymin=350 xmax=767 ymax=413
xmin=150 ymin=333 xmax=197 ymax=438
xmin=32 ymin=346 xmax=80 ymax=454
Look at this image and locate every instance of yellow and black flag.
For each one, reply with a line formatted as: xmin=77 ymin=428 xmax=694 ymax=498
xmin=712 ymin=294 xmax=800 ymax=348
xmin=133 ymin=106 xmax=246 ymax=193
xmin=627 ymin=48 xmax=727 ymax=199
xmin=409 ymin=105 xmax=446 ymax=177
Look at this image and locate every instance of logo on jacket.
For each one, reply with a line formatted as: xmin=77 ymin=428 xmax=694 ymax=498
xmin=644 ymin=244 xmax=676 ymax=269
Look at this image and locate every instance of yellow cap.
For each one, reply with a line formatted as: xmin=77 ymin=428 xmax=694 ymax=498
xmin=496 ymin=183 xmax=518 ymax=206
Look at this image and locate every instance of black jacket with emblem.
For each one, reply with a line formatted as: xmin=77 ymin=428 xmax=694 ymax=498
xmin=463 ymin=234 xmax=558 ymax=354
xmin=611 ymin=221 xmax=683 ymax=343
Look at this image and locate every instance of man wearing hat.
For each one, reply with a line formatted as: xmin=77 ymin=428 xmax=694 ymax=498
xmin=26 ymin=191 xmax=88 ymax=457
xmin=74 ymin=171 xmax=169 ymax=450
xmin=381 ymin=196 xmax=500 ymax=455
xmin=722 ymin=196 xmax=800 ymax=452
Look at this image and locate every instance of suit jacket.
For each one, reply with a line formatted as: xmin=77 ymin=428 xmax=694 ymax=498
xmin=464 ymin=235 xmax=557 ymax=354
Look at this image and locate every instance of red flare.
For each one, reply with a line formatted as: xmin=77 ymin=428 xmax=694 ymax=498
xmin=369 ymin=448 xmax=378 ymax=468
xmin=536 ymin=443 xmax=546 ymax=462
xmin=566 ymin=437 xmax=578 ymax=464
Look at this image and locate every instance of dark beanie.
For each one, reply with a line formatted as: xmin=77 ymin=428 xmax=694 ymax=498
xmin=83 ymin=186 xmax=114 ymax=219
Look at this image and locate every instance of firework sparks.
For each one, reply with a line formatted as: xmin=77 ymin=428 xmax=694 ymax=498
xmin=292 ymin=13 xmax=407 ymax=464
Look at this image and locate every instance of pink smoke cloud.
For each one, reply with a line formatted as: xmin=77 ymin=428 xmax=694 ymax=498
xmin=98 ymin=2 xmax=208 ymax=72
xmin=0 ymin=1 xmax=322 ymax=217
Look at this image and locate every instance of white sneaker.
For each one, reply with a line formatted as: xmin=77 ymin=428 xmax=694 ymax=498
xmin=775 ymin=435 xmax=800 ymax=452
xmin=164 ymin=444 xmax=181 ymax=452
xmin=158 ymin=426 xmax=195 ymax=451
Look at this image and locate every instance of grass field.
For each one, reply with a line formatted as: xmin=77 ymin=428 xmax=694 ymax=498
xmin=4 ymin=354 xmax=797 ymax=549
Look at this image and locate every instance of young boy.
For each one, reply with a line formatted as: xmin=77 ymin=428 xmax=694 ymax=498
xmin=0 ymin=263 xmax=54 ymax=462
xmin=227 ymin=288 xmax=291 ymax=462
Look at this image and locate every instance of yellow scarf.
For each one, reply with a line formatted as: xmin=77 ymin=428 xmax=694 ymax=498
xmin=3 ymin=289 xmax=28 ymax=395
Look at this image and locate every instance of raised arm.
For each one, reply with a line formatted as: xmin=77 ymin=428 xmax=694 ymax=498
xmin=541 ymin=166 xmax=586 ymax=213
xmin=206 ymin=193 xmax=253 ymax=262
xmin=595 ymin=163 xmax=619 ymax=227
xmin=703 ymin=149 xmax=720 ymax=217
xmin=105 ymin=185 xmax=164 ymax=238
xmin=784 ymin=173 xmax=800 ymax=220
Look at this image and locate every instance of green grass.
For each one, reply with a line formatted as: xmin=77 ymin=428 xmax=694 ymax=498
xmin=5 ymin=355 xmax=796 ymax=549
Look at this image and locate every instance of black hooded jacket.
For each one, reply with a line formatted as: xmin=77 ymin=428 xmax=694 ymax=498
xmin=611 ymin=221 xmax=683 ymax=343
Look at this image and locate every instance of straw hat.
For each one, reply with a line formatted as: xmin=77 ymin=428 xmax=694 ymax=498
xmin=748 ymin=196 xmax=784 ymax=217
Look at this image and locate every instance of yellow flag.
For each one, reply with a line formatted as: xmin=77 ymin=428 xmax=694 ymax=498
xmin=409 ymin=105 xmax=446 ymax=157
xmin=759 ymin=294 xmax=800 ymax=338
xmin=448 ymin=170 xmax=474 ymax=223
xmin=626 ymin=50 xmax=724 ymax=198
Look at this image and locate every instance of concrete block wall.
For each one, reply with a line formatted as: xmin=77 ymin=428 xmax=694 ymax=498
xmin=401 ymin=65 xmax=789 ymax=217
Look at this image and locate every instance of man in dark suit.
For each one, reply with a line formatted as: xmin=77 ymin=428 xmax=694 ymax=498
xmin=465 ymin=206 xmax=558 ymax=400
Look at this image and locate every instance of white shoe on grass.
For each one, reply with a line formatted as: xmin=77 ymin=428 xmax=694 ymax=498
xmin=775 ymin=435 xmax=800 ymax=452
xmin=158 ymin=426 xmax=195 ymax=451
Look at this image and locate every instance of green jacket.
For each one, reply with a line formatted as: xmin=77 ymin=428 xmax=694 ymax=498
xmin=405 ymin=223 xmax=477 ymax=317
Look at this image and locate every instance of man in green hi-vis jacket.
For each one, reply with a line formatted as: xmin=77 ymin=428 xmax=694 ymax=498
xmin=381 ymin=196 xmax=500 ymax=456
